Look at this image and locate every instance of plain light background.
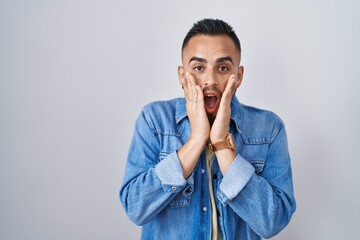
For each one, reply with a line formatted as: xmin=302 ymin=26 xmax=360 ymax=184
xmin=1 ymin=0 xmax=359 ymax=239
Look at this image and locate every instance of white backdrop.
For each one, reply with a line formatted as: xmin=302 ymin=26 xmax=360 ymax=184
xmin=1 ymin=0 xmax=359 ymax=239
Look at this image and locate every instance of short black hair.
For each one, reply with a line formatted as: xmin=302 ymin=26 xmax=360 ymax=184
xmin=182 ymin=18 xmax=241 ymax=54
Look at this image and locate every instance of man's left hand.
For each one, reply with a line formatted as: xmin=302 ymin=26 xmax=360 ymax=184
xmin=210 ymin=74 xmax=238 ymax=143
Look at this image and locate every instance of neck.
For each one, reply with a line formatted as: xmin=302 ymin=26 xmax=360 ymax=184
xmin=207 ymin=114 xmax=215 ymax=126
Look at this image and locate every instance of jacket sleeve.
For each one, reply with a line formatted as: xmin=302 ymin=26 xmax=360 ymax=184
xmin=119 ymin=106 xmax=192 ymax=226
xmin=217 ymin=123 xmax=296 ymax=238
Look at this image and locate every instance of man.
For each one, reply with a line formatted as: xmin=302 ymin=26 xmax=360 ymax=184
xmin=120 ymin=19 xmax=296 ymax=240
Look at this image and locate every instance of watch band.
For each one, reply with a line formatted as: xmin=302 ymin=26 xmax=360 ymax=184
xmin=208 ymin=133 xmax=236 ymax=152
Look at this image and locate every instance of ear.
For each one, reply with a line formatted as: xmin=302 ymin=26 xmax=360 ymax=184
xmin=178 ymin=65 xmax=185 ymax=85
xmin=236 ymin=65 xmax=244 ymax=88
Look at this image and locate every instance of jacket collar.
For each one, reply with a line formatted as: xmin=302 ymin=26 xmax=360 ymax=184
xmin=175 ymin=96 xmax=243 ymax=131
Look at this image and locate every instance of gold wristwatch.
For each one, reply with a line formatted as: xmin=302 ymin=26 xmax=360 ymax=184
xmin=208 ymin=133 xmax=236 ymax=152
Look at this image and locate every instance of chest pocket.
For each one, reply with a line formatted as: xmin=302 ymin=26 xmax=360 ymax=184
xmin=239 ymin=143 xmax=268 ymax=175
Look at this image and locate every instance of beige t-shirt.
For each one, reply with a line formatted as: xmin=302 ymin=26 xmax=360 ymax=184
xmin=206 ymin=148 xmax=222 ymax=240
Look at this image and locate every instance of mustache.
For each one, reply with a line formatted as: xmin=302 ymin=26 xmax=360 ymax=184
xmin=202 ymin=86 xmax=222 ymax=95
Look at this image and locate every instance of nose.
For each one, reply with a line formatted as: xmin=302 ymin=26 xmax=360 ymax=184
xmin=202 ymin=70 xmax=218 ymax=87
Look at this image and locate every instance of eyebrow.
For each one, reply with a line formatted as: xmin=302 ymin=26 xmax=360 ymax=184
xmin=216 ymin=56 xmax=233 ymax=64
xmin=188 ymin=56 xmax=233 ymax=64
xmin=189 ymin=56 xmax=207 ymax=64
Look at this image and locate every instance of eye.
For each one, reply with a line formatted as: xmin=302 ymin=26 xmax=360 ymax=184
xmin=218 ymin=66 xmax=229 ymax=72
xmin=193 ymin=66 xmax=204 ymax=71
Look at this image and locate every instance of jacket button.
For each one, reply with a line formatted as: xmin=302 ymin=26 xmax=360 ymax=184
xmin=203 ymin=207 xmax=207 ymax=212
xmin=171 ymin=186 xmax=177 ymax=191
xmin=201 ymin=168 xmax=205 ymax=173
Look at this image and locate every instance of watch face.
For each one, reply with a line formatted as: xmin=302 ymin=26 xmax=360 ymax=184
xmin=209 ymin=133 xmax=236 ymax=152
xmin=227 ymin=133 xmax=236 ymax=151
xmin=208 ymin=142 xmax=214 ymax=152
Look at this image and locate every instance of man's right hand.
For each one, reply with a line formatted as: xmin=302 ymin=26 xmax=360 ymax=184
xmin=177 ymin=72 xmax=209 ymax=179
xmin=182 ymin=72 xmax=210 ymax=144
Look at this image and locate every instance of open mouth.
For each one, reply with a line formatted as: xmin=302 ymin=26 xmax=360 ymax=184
xmin=203 ymin=89 xmax=221 ymax=113
xmin=204 ymin=95 xmax=218 ymax=109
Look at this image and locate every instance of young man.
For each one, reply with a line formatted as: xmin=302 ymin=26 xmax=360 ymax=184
xmin=120 ymin=19 xmax=296 ymax=240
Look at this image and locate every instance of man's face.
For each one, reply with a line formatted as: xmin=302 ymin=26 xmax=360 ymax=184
xmin=178 ymin=34 xmax=244 ymax=120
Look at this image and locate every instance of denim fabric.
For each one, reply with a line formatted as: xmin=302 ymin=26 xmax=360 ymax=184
xmin=120 ymin=96 xmax=296 ymax=240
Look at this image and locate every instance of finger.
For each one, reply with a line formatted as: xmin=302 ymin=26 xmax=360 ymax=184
xmin=223 ymin=74 xmax=237 ymax=98
xmin=186 ymin=72 xmax=198 ymax=102
xmin=219 ymin=74 xmax=237 ymax=108
xmin=195 ymin=85 xmax=204 ymax=103
xmin=181 ymin=76 xmax=189 ymax=97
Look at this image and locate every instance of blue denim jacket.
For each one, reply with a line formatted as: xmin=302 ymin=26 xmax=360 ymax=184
xmin=120 ymin=96 xmax=296 ymax=240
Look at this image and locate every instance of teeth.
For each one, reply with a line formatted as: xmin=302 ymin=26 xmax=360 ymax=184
xmin=206 ymin=95 xmax=215 ymax=97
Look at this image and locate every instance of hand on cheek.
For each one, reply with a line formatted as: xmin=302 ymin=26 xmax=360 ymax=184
xmin=181 ymin=72 xmax=210 ymax=143
xmin=210 ymin=74 xmax=237 ymax=143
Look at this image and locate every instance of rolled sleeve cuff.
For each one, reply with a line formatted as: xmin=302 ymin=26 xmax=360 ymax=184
xmin=217 ymin=154 xmax=255 ymax=205
xmin=155 ymin=152 xmax=188 ymax=193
